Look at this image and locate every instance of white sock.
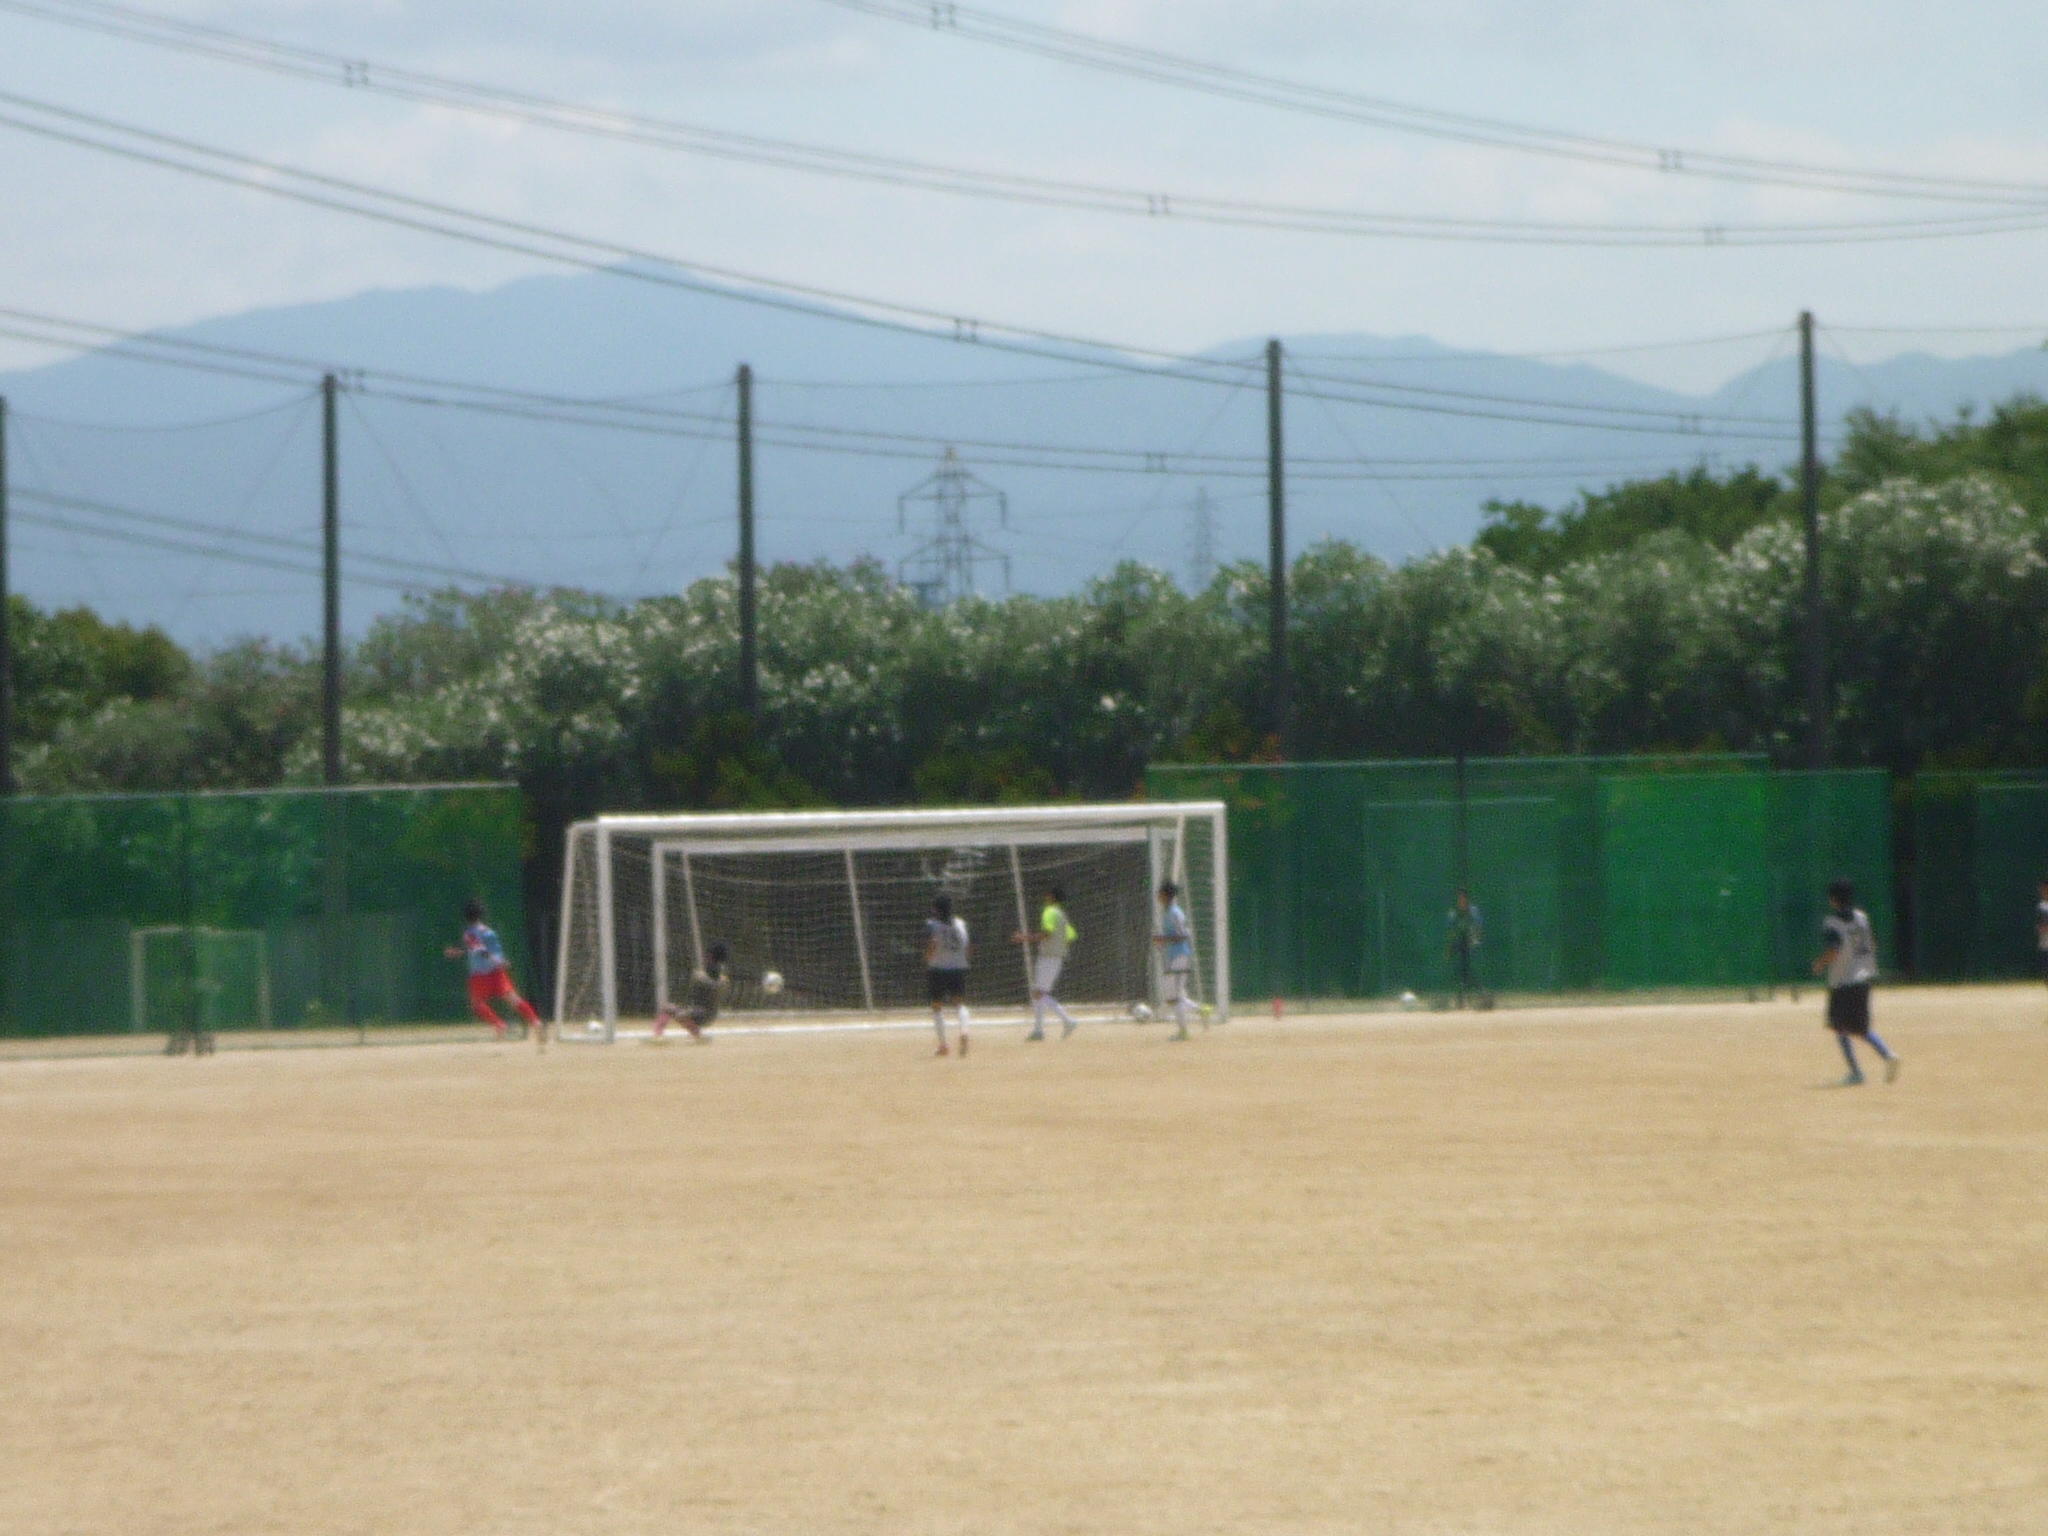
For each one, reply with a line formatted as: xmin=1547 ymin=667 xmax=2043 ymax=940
xmin=1175 ymin=996 xmax=1191 ymax=1028
xmin=957 ymin=1005 xmax=972 ymax=1033
xmin=1050 ymin=996 xmax=1077 ymax=1026
xmin=933 ymin=1012 xmax=947 ymax=1044
xmin=1032 ymin=997 xmax=1047 ymax=1030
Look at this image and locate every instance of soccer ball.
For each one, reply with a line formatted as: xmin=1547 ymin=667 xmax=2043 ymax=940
xmin=762 ymin=970 xmax=785 ymax=996
xmin=1399 ymin=990 xmax=1420 ymax=1011
xmin=585 ymin=1018 xmax=605 ymax=1034
xmin=1130 ymin=1002 xmax=1154 ymax=1022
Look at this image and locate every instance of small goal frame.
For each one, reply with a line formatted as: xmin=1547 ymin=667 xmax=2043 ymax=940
xmin=554 ymin=801 xmax=1229 ymax=1039
xmin=128 ymin=924 xmax=275 ymax=1034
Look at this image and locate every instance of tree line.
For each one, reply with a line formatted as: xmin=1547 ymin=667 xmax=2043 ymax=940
xmin=14 ymin=399 xmax=2048 ymax=832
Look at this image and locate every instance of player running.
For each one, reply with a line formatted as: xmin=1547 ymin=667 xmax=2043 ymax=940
xmin=1015 ymin=882 xmax=1080 ymax=1041
xmin=653 ymin=940 xmax=728 ymax=1042
xmin=446 ymin=899 xmax=544 ymax=1042
xmin=926 ymin=894 xmax=972 ymax=1057
xmin=1813 ymin=879 xmax=1899 ymax=1086
xmin=1154 ymin=881 xmax=1200 ymax=1042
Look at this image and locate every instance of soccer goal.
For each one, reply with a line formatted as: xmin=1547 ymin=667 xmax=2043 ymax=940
xmin=554 ymin=802 xmax=1228 ymax=1039
xmin=128 ymin=925 xmax=274 ymax=1035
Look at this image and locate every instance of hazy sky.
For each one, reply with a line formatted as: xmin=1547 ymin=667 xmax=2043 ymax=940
xmin=3 ymin=0 xmax=2045 ymax=391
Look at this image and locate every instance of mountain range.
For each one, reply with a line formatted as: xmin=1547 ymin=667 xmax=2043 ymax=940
xmin=4 ymin=268 xmax=2045 ymax=645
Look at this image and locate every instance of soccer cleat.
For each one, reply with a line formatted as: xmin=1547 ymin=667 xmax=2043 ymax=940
xmin=1885 ymin=1055 xmax=1902 ymax=1084
xmin=1839 ymin=1071 xmax=1865 ymax=1087
xmin=935 ymin=1042 xmax=950 ymax=1057
xmin=1024 ymin=1030 xmax=1045 ymax=1042
xmin=1061 ymin=1019 xmax=1078 ymax=1040
xmin=1171 ymin=1027 xmax=1191 ymax=1042
xmin=959 ymin=1033 xmax=970 ymax=1057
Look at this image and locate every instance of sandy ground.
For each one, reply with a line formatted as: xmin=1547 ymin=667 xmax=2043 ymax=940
xmin=2 ymin=986 xmax=2044 ymax=1536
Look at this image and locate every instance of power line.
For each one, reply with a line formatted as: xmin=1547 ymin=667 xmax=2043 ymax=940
xmin=14 ymin=486 xmax=549 ymax=589
xmin=817 ymin=0 xmax=2048 ymax=212
xmin=0 ymin=295 xmax=1813 ymax=480
xmin=6 ymin=0 xmax=2044 ymax=246
xmin=0 ymin=94 xmax=1814 ymax=441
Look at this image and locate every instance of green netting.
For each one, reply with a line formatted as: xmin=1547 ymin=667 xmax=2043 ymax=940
xmin=1909 ymin=771 xmax=2048 ymax=980
xmin=0 ymin=784 xmax=527 ymax=1039
xmin=1147 ymin=756 xmax=1893 ymax=1001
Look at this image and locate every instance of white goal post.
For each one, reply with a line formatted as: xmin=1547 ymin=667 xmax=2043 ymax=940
xmin=554 ymin=802 xmax=1229 ymax=1039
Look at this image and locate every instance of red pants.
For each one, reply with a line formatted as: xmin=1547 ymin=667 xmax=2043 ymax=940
xmin=468 ymin=969 xmax=540 ymax=1025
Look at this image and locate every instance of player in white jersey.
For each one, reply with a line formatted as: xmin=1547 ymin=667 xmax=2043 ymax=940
xmin=1154 ymin=881 xmax=1200 ymax=1041
xmin=925 ymin=893 xmax=972 ymax=1057
xmin=1813 ymin=879 xmax=1899 ymax=1086
xmin=1015 ymin=883 xmax=1080 ymax=1041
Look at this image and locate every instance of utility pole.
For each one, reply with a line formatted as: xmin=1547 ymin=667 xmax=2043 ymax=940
xmin=1266 ymin=338 xmax=1290 ymax=756
xmin=321 ymin=373 xmax=343 ymax=786
xmin=736 ymin=363 xmax=758 ymax=718
xmin=0 ymin=395 xmax=11 ymax=797
xmin=1798 ymin=312 xmax=1827 ymax=771
xmin=1187 ymin=486 xmax=1216 ymax=592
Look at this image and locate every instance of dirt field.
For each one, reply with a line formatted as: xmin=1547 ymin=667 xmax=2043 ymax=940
xmin=3 ymin=987 xmax=2045 ymax=1536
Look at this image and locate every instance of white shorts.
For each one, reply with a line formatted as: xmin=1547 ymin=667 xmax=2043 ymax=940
xmin=1032 ymin=955 xmax=1064 ymax=994
xmin=1163 ymin=967 xmax=1191 ymax=1004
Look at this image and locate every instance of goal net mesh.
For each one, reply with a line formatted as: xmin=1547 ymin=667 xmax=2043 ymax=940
xmin=556 ymin=808 xmax=1223 ymax=1031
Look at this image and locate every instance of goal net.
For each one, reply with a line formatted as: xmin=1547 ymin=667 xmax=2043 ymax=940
xmin=128 ymin=925 xmax=274 ymax=1035
xmin=554 ymin=803 xmax=1227 ymax=1038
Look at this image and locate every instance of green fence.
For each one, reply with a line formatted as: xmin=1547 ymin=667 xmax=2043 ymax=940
xmin=1909 ymin=771 xmax=2048 ymax=981
xmin=1146 ymin=757 xmax=1894 ymax=1002
xmin=0 ymin=784 xmax=528 ymax=1039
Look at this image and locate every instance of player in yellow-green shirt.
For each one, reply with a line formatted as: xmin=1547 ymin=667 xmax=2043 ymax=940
xmin=1014 ymin=883 xmax=1080 ymax=1041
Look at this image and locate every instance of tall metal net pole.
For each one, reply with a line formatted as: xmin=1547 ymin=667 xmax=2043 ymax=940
xmin=1266 ymin=339 xmax=1291 ymax=757
xmin=737 ymin=362 xmax=758 ymax=717
xmin=0 ymin=394 xmax=12 ymax=797
xmin=1799 ymin=311 xmax=1828 ymax=771
xmin=321 ymin=373 xmax=344 ymax=786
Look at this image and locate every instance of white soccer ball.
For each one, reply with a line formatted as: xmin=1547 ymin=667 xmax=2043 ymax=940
xmin=1130 ymin=1002 xmax=1154 ymax=1022
xmin=1399 ymin=990 xmax=1420 ymax=1011
xmin=585 ymin=1018 xmax=605 ymax=1034
xmin=762 ymin=970 xmax=785 ymax=996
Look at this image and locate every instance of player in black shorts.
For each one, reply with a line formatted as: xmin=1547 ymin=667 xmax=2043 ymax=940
xmin=1813 ymin=880 xmax=1899 ymax=1086
xmin=925 ymin=894 xmax=972 ymax=1057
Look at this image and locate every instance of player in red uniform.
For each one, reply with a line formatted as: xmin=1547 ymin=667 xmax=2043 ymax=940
xmin=445 ymin=900 xmax=543 ymax=1041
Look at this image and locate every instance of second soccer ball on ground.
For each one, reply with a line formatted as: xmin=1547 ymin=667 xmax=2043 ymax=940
xmin=762 ymin=970 xmax=785 ymax=996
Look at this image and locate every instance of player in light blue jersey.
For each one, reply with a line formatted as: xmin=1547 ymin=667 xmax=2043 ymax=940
xmin=1154 ymin=881 xmax=1200 ymax=1041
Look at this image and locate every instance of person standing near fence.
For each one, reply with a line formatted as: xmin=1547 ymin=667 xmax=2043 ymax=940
xmin=1446 ymin=889 xmax=1483 ymax=1009
xmin=1814 ymin=880 xmax=1899 ymax=1087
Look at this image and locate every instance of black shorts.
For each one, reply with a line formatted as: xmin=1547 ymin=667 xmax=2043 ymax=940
xmin=927 ymin=968 xmax=967 ymax=1004
xmin=1826 ymin=983 xmax=1872 ymax=1036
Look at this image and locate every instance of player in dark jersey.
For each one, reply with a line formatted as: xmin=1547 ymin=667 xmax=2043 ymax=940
xmin=654 ymin=941 xmax=728 ymax=1042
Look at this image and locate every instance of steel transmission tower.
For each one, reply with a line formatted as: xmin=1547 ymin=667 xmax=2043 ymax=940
xmin=1187 ymin=486 xmax=1216 ymax=591
xmin=897 ymin=447 xmax=1010 ymax=606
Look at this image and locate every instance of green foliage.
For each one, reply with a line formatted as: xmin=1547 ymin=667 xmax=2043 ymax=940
xmin=7 ymin=596 xmax=190 ymax=743
xmin=1831 ymin=396 xmax=2048 ymax=509
xmin=23 ymin=396 xmax=2048 ymax=812
xmin=1477 ymin=465 xmax=1789 ymax=575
